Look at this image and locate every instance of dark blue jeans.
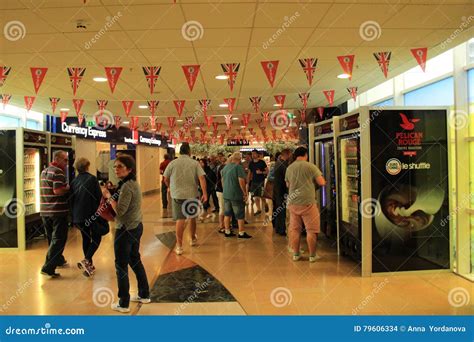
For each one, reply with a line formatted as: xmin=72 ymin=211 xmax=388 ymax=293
xmin=77 ymin=222 xmax=102 ymax=264
xmin=42 ymin=216 xmax=69 ymax=273
xmin=114 ymin=223 xmax=149 ymax=308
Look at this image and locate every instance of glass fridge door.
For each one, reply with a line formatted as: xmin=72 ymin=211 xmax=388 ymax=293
xmin=23 ymin=148 xmax=41 ymax=216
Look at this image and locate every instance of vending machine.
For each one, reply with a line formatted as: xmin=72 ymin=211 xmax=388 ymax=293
xmin=49 ymin=133 xmax=76 ymax=182
xmin=308 ymin=119 xmax=338 ymax=249
xmin=0 ymin=128 xmax=48 ymax=249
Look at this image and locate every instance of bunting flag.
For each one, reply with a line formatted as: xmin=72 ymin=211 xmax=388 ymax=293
xmin=122 ymin=100 xmax=134 ymax=117
xmin=242 ymin=113 xmax=251 ymax=127
xmin=168 ymin=116 xmax=176 ymax=128
xmin=96 ymin=100 xmax=108 ymax=114
xmin=337 ymin=55 xmax=355 ymax=79
xmin=347 ymin=87 xmax=358 ymax=101
xmin=224 ymin=114 xmax=233 ymax=128
xmin=105 ymin=67 xmax=123 ymax=93
xmin=60 ymin=110 xmax=68 ymax=123
xmin=261 ymin=60 xmax=279 ymax=87
xmin=272 ymin=130 xmax=277 ymax=140
xmin=142 ymin=66 xmax=161 ymax=94
xmin=155 ymin=122 xmax=162 ymax=132
xmin=317 ymin=107 xmax=325 ymax=120
xmin=1 ymin=94 xmax=11 ymax=109
xmin=142 ymin=122 xmax=150 ymax=131
xmin=223 ymin=98 xmax=236 ymax=113
xmin=298 ymin=58 xmax=318 ymax=86
xmin=274 ymin=94 xmax=286 ymax=108
xmin=249 ymin=128 xmax=254 ymax=135
xmin=185 ymin=116 xmax=194 ymax=131
xmin=78 ymin=114 xmax=85 ymax=126
xmin=67 ymin=67 xmax=86 ymax=96
xmin=323 ymin=90 xmax=335 ymax=106
xmin=219 ymin=135 xmax=225 ymax=145
xmin=298 ymin=93 xmax=309 ymax=109
xmin=0 ymin=66 xmax=12 ymax=87
xmin=373 ymin=51 xmax=391 ymax=78
xmin=255 ymin=118 xmax=263 ymax=127
xmin=262 ymin=112 xmax=270 ymax=122
xmin=49 ymin=97 xmax=60 ymax=114
xmin=410 ymin=47 xmax=428 ymax=72
xmin=30 ymin=67 xmax=48 ymax=94
xmin=199 ymin=99 xmax=211 ymax=116
xmin=182 ymin=65 xmax=200 ymax=91
xmin=72 ymin=99 xmax=85 ymax=116
xmin=130 ymin=116 xmax=139 ymax=131
xmin=249 ymin=96 xmax=261 ymax=113
xmin=298 ymin=109 xmax=306 ymax=123
xmin=114 ymin=115 xmax=122 ymax=129
xmin=221 ymin=63 xmax=240 ymax=91
xmin=205 ymin=114 xmax=213 ymax=128
xmin=212 ymin=122 xmax=219 ymax=132
xmin=147 ymin=100 xmax=159 ymax=117
xmin=149 ymin=116 xmax=157 ymax=130
xmin=173 ymin=100 xmax=185 ymax=117
xmin=24 ymin=96 xmax=35 ymax=112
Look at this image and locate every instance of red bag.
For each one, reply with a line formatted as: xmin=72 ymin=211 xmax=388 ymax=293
xmin=97 ymin=196 xmax=116 ymax=222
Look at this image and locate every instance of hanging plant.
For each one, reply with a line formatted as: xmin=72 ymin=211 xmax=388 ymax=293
xmin=263 ymin=141 xmax=298 ymax=156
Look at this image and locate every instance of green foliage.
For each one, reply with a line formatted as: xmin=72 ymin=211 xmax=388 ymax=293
xmin=263 ymin=141 xmax=298 ymax=156
xmin=190 ymin=143 xmax=238 ymax=157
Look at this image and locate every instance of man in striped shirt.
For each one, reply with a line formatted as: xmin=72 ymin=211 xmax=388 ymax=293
xmin=40 ymin=150 xmax=70 ymax=277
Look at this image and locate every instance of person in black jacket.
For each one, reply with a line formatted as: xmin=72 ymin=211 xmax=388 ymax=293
xmin=199 ymin=158 xmax=216 ymax=220
xmin=272 ymin=149 xmax=292 ymax=236
xmin=70 ymin=157 xmax=106 ymax=277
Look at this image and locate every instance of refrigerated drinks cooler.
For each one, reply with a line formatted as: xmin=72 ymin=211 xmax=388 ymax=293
xmin=0 ymin=128 xmax=48 ymax=249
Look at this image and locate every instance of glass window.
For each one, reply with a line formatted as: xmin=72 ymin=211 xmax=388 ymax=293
xmin=468 ymin=38 xmax=474 ymax=64
xmin=404 ymin=77 xmax=454 ymax=106
xmin=366 ymin=79 xmax=393 ymax=104
xmin=404 ymin=50 xmax=453 ymax=89
xmin=26 ymin=119 xmax=40 ymax=130
xmin=372 ymin=98 xmax=394 ymax=107
xmin=0 ymin=115 xmax=20 ymax=128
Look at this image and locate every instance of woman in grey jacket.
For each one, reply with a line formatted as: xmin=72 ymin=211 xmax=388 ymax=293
xmin=102 ymin=154 xmax=150 ymax=313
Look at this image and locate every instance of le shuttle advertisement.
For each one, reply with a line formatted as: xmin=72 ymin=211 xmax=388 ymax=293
xmin=369 ymin=109 xmax=450 ymax=272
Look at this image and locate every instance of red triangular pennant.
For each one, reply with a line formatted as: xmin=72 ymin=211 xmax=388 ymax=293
xmin=274 ymin=95 xmax=286 ymax=108
xmin=261 ymin=61 xmax=279 ymax=87
xmin=242 ymin=113 xmax=251 ymax=127
xmin=122 ymin=100 xmax=134 ymax=117
xmin=1 ymin=94 xmax=11 ymax=109
xmin=104 ymin=67 xmax=123 ymax=93
xmin=60 ymin=110 xmax=68 ymax=123
xmin=168 ymin=117 xmax=176 ymax=129
xmin=410 ymin=48 xmax=428 ymax=72
xmin=199 ymin=99 xmax=211 ymax=116
xmin=30 ymin=67 xmax=48 ymax=94
xmin=224 ymin=114 xmax=233 ymax=128
xmin=205 ymin=115 xmax=213 ymax=128
xmin=337 ymin=55 xmax=355 ymax=79
xmin=298 ymin=58 xmax=318 ymax=86
xmin=155 ymin=122 xmax=162 ymax=132
xmin=347 ymin=87 xmax=358 ymax=101
xmin=317 ymin=107 xmax=324 ymax=120
xmin=224 ymin=98 xmax=236 ymax=113
xmin=96 ymin=99 xmax=108 ymax=114
xmin=78 ymin=114 xmax=85 ymax=126
xmin=212 ymin=122 xmax=219 ymax=132
xmin=262 ymin=112 xmax=270 ymax=122
xmin=142 ymin=66 xmax=161 ymax=94
xmin=24 ymin=96 xmax=35 ymax=112
xmin=67 ymin=67 xmax=86 ymax=96
xmin=49 ymin=97 xmax=60 ymax=114
xmin=147 ymin=100 xmax=159 ymax=117
xmin=142 ymin=122 xmax=150 ymax=131
xmin=173 ymin=100 xmax=185 ymax=117
xmin=373 ymin=52 xmax=391 ymax=78
xmin=114 ymin=116 xmax=122 ymax=129
xmin=221 ymin=63 xmax=240 ymax=91
xmin=298 ymin=93 xmax=309 ymax=109
xmin=130 ymin=117 xmax=139 ymax=131
xmin=249 ymin=96 xmax=261 ymax=113
xmin=182 ymin=65 xmax=200 ymax=91
xmin=72 ymin=99 xmax=85 ymax=116
xmin=0 ymin=66 xmax=12 ymax=87
xmin=323 ymin=90 xmax=335 ymax=106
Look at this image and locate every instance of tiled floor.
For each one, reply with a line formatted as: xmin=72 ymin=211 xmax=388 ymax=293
xmin=0 ymin=194 xmax=472 ymax=316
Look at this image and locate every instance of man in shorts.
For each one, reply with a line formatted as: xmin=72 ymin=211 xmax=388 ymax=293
xmin=163 ymin=143 xmax=207 ymax=255
xmin=248 ymin=149 xmax=268 ymax=216
xmin=285 ymin=146 xmax=326 ymax=263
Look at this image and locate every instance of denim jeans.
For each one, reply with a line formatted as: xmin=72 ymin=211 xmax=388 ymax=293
xmin=161 ymin=183 xmax=168 ymax=208
xmin=272 ymin=194 xmax=287 ymax=235
xmin=77 ymin=222 xmax=102 ymax=264
xmin=114 ymin=223 xmax=149 ymax=308
xmin=41 ymin=216 xmax=69 ymax=273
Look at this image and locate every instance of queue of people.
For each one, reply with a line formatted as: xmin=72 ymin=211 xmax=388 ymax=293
xmin=38 ymin=143 xmax=325 ymax=313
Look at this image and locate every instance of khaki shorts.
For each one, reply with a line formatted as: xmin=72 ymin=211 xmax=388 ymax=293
xmin=288 ymin=204 xmax=320 ymax=234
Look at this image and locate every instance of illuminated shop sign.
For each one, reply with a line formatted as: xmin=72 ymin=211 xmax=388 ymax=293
xmin=139 ymin=135 xmax=161 ymax=146
xmin=61 ymin=122 xmax=107 ymax=139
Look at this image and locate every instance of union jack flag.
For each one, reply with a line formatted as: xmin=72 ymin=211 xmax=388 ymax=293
xmin=96 ymin=100 xmax=108 ymax=113
xmin=373 ymin=52 xmax=391 ymax=78
xmin=142 ymin=122 xmax=150 ymax=131
xmin=49 ymin=97 xmax=60 ymax=114
xmin=1 ymin=94 xmax=12 ymax=109
xmin=249 ymin=96 xmax=261 ymax=113
xmin=67 ymin=67 xmax=86 ymax=96
xmin=199 ymin=99 xmax=211 ymax=115
xmin=114 ymin=116 xmax=122 ymax=129
xmin=221 ymin=63 xmax=240 ymax=92
xmin=142 ymin=66 xmax=161 ymax=94
xmin=298 ymin=58 xmax=317 ymax=86
xmin=0 ymin=66 xmax=12 ymax=87
xmin=147 ymin=100 xmax=159 ymax=117
xmin=262 ymin=112 xmax=270 ymax=122
xmin=298 ymin=93 xmax=309 ymax=109
xmin=347 ymin=87 xmax=358 ymax=101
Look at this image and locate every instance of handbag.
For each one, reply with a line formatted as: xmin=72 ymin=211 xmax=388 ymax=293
xmin=263 ymin=180 xmax=274 ymax=200
xmin=97 ymin=196 xmax=116 ymax=222
xmin=94 ymin=216 xmax=110 ymax=236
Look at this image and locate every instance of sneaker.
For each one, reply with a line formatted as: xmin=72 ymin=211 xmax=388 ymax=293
xmin=292 ymin=254 xmax=301 ymax=261
xmin=218 ymin=227 xmax=226 ymax=234
xmin=309 ymin=254 xmax=322 ymax=263
xmin=212 ymin=209 xmax=218 ymax=213
xmin=254 ymin=210 xmax=262 ymax=216
xmin=57 ymin=260 xmax=69 ymax=268
xmin=224 ymin=231 xmax=236 ymax=237
xmin=78 ymin=259 xmax=94 ymax=277
xmin=205 ymin=213 xmax=213 ymax=219
xmin=190 ymin=236 xmax=198 ymax=246
xmin=131 ymin=296 xmax=151 ymax=304
xmin=40 ymin=270 xmax=60 ymax=278
xmin=244 ymin=220 xmax=249 ymax=224
xmin=175 ymin=246 xmax=183 ymax=255
xmin=238 ymin=232 xmax=252 ymax=239
xmin=111 ymin=302 xmax=130 ymax=313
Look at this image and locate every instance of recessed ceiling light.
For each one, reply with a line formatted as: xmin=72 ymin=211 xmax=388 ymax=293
xmin=196 ymin=127 xmax=200 ymax=129
xmin=337 ymin=73 xmax=351 ymax=79
xmin=273 ymin=103 xmax=282 ymax=107
xmin=177 ymin=119 xmax=183 ymax=122
xmin=240 ymin=125 xmax=246 ymax=128
xmin=232 ymin=117 xmax=239 ymax=120
xmin=215 ymin=75 xmax=229 ymax=80
xmin=219 ymin=103 xmax=229 ymax=108
xmin=60 ymin=108 xmax=70 ymax=111
xmin=138 ymin=105 xmax=148 ymax=109
xmin=93 ymin=77 xmax=108 ymax=82
xmin=123 ymin=121 xmax=129 ymax=124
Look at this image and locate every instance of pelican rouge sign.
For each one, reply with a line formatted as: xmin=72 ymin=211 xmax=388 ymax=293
xmin=369 ymin=109 xmax=449 ymax=273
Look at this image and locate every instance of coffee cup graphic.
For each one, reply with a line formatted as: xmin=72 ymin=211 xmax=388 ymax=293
xmin=374 ymin=184 xmax=445 ymax=242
